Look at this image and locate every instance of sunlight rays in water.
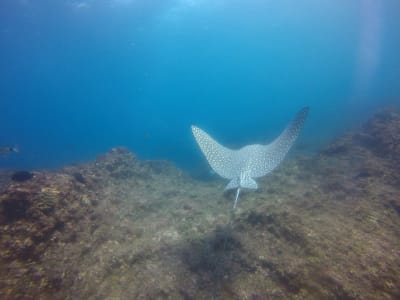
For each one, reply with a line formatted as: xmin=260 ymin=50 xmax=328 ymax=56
xmin=352 ymin=0 xmax=383 ymax=100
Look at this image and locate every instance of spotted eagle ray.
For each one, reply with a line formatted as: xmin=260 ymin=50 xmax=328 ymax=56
xmin=192 ymin=107 xmax=309 ymax=209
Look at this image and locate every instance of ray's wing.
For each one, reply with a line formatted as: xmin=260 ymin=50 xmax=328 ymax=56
xmin=249 ymin=107 xmax=309 ymax=178
xmin=191 ymin=126 xmax=237 ymax=179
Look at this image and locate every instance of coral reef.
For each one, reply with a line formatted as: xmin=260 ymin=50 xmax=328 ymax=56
xmin=0 ymin=110 xmax=400 ymax=299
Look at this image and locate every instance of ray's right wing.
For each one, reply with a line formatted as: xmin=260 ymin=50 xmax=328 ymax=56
xmin=250 ymin=107 xmax=309 ymax=178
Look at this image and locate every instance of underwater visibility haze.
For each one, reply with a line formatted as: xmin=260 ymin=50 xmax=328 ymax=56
xmin=1 ymin=1 xmax=400 ymax=299
xmin=0 ymin=0 xmax=399 ymax=172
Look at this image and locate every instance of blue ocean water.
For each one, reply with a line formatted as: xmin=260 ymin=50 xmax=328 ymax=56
xmin=0 ymin=0 xmax=399 ymax=174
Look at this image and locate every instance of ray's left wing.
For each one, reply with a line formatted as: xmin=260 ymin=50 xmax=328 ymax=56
xmin=191 ymin=126 xmax=237 ymax=179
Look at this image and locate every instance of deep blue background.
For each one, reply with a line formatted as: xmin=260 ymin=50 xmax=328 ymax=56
xmin=0 ymin=0 xmax=399 ymax=174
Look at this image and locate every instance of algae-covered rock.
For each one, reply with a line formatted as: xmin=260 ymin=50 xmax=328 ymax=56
xmin=1 ymin=109 xmax=400 ymax=299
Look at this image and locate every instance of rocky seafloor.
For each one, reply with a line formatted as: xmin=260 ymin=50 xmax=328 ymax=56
xmin=0 ymin=109 xmax=400 ymax=300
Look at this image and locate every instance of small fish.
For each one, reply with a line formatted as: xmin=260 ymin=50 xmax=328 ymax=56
xmin=0 ymin=146 xmax=19 ymax=156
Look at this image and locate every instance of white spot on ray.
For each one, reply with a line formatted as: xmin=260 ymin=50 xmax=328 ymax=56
xmin=192 ymin=107 xmax=309 ymax=208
